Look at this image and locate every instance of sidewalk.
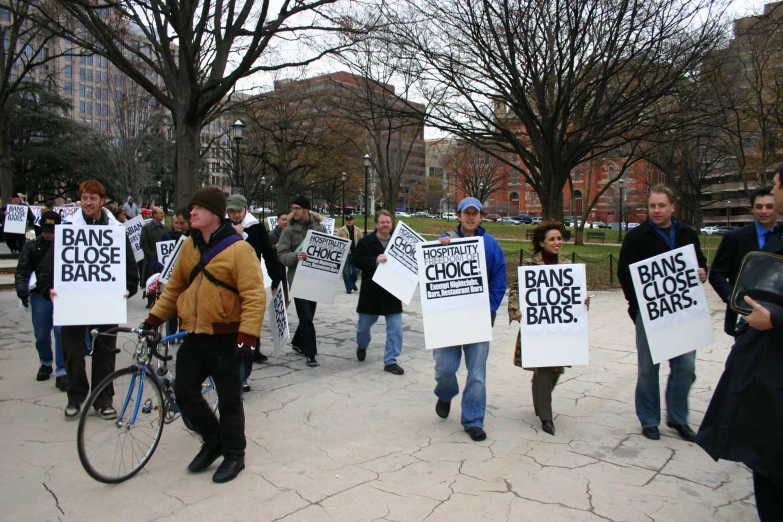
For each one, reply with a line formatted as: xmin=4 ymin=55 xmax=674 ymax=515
xmin=0 ymin=284 xmax=755 ymax=521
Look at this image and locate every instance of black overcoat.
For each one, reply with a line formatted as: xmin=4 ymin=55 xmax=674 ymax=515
xmin=352 ymin=232 xmax=403 ymax=316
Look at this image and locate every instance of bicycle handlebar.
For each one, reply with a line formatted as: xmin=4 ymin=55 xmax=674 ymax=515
xmin=93 ymin=327 xmax=172 ymax=361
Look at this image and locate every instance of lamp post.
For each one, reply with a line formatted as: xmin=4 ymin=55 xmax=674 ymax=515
xmin=231 ymin=120 xmax=244 ymax=191
xmin=341 ymin=172 xmax=347 ymax=226
xmin=446 ymin=193 xmax=451 ymax=221
xmin=310 ymin=183 xmax=315 ymax=211
xmin=726 ymin=200 xmax=731 ymax=229
xmin=260 ymin=176 xmax=267 ymax=221
xmin=363 ymin=154 xmax=371 ymax=235
xmin=618 ymin=179 xmax=625 ymax=242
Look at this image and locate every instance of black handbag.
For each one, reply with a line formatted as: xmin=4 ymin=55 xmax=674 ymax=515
xmin=730 ymin=251 xmax=783 ymax=316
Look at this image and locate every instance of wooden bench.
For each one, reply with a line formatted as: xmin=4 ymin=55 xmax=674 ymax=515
xmin=586 ymin=231 xmax=606 ymax=243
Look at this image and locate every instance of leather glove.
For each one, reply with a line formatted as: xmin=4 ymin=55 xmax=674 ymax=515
xmin=137 ymin=321 xmax=153 ymax=334
xmin=20 ymin=296 xmax=29 ymax=308
xmin=237 ymin=343 xmax=253 ymax=363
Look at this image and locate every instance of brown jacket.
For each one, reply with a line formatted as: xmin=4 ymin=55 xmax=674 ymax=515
xmin=335 ymin=223 xmax=363 ymax=246
xmin=509 ymin=251 xmax=572 ymax=373
xmin=148 ymin=231 xmax=265 ymax=346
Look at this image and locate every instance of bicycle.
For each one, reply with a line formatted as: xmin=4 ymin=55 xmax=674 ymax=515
xmin=77 ymin=327 xmax=218 ymax=484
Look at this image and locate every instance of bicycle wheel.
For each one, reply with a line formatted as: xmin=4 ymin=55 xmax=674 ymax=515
xmin=77 ymin=366 xmax=165 ymax=484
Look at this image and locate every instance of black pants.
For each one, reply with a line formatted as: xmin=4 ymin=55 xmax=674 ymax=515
xmin=62 ymin=324 xmax=117 ymax=407
xmin=175 ymin=333 xmax=245 ymax=458
xmin=4 ymin=232 xmax=25 ymax=252
xmin=292 ymin=299 xmax=317 ymax=357
xmin=532 ymin=368 xmax=560 ymax=422
xmin=754 ymin=471 xmax=783 ymax=522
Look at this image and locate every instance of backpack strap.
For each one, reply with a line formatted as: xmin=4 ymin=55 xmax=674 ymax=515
xmin=447 ymin=231 xmax=459 ymax=238
xmin=188 ymin=234 xmax=242 ymax=292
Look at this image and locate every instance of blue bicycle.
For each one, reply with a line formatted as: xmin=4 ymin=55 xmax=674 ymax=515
xmin=77 ymin=327 xmax=217 ymax=483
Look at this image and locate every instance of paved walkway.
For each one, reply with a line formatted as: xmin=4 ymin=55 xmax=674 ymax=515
xmin=0 ymin=281 xmax=756 ymax=521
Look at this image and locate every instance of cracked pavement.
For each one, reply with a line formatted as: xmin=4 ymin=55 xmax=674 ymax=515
xmin=0 ymin=279 xmax=756 ymax=521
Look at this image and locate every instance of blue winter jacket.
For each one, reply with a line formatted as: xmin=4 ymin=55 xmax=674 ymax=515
xmin=440 ymin=226 xmax=507 ymax=314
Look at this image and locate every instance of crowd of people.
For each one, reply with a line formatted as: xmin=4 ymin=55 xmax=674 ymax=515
xmin=6 ymin=175 xmax=782 ymax=518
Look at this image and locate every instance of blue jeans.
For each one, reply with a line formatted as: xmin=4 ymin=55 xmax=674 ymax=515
xmin=30 ymin=293 xmax=65 ymax=377
xmin=433 ymin=341 xmax=490 ymax=429
xmin=357 ymin=313 xmax=403 ymax=365
xmin=634 ymin=314 xmax=696 ymax=428
xmin=343 ymin=255 xmax=359 ymax=291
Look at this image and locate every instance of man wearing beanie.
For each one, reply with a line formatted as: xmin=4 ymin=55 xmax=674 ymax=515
xmin=277 ymin=195 xmax=327 ymax=366
xmin=139 ymin=186 xmax=265 ymax=483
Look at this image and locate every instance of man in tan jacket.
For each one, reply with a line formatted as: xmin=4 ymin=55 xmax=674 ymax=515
xmin=141 ymin=187 xmax=264 ymax=484
xmin=335 ymin=215 xmax=363 ymax=293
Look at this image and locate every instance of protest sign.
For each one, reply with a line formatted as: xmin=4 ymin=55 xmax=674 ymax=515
xmin=630 ymin=245 xmax=715 ymax=364
xmin=271 ymin=281 xmax=290 ymax=351
xmin=29 ymin=206 xmax=43 ymax=227
xmin=373 ymin=220 xmax=425 ymax=305
xmin=519 ymin=264 xmax=589 ymax=368
xmin=267 ymin=216 xmax=277 ymax=231
xmin=322 ymin=217 xmax=335 ymax=235
xmin=3 ymin=204 xmax=28 ymax=234
xmin=159 ymin=235 xmax=186 ymax=284
xmin=289 ymin=230 xmax=351 ymax=303
xmin=56 ymin=206 xmax=79 ymax=221
xmin=123 ymin=216 xmax=145 ymax=262
xmin=53 ymin=225 xmax=127 ymax=326
xmin=416 ymin=237 xmax=492 ymax=349
xmin=156 ymin=240 xmax=177 ymax=272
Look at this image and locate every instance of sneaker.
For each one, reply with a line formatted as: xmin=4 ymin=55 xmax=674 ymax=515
xmin=253 ymin=352 xmax=268 ymax=363
xmin=36 ymin=365 xmax=53 ymax=381
xmin=384 ymin=363 xmax=404 ymax=375
xmin=55 ymin=375 xmax=69 ymax=392
xmin=242 ymin=382 xmax=251 ymax=393
xmin=436 ymin=399 xmax=450 ymax=419
xmin=356 ymin=348 xmax=366 ymax=361
xmin=465 ymin=426 xmax=487 ymax=441
xmin=64 ymin=403 xmax=80 ymax=419
xmin=96 ymin=405 xmax=118 ymax=420
xmin=306 ymin=356 xmax=319 ymax=367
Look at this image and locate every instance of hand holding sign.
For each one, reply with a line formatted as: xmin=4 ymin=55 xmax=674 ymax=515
xmin=377 ymin=254 xmax=387 ymax=264
xmin=743 ymin=296 xmax=773 ymax=331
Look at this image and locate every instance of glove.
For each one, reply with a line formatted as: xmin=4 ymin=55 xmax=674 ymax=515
xmin=237 ymin=343 xmax=253 ymax=363
xmin=137 ymin=321 xmax=153 ymax=334
xmin=20 ymin=296 xmax=29 ymax=308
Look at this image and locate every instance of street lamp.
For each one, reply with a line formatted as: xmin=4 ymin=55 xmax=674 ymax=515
xmin=231 ymin=120 xmax=244 ymax=189
xmin=726 ymin=200 xmax=731 ymax=229
xmin=341 ymin=171 xmax=347 ymax=226
xmin=310 ymin=183 xmax=315 ymax=211
xmin=363 ymin=154 xmax=371 ymax=235
xmin=618 ymin=179 xmax=625 ymax=242
xmin=261 ymin=176 xmax=267 ymax=221
xmin=446 ymin=193 xmax=451 ymax=221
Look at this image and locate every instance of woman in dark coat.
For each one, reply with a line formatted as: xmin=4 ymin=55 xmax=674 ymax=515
xmin=351 ymin=210 xmax=405 ymax=375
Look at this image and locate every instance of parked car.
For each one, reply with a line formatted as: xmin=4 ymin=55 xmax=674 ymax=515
xmin=395 ymin=211 xmax=411 ymax=217
xmin=589 ymin=221 xmax=610 ymax=229
xmin=563 ymin=218 xmax=574 ymax=226
xmin=414 ymin=211 xmax=434 ymax=218
xmin=484 ymin=214 xmax=501 ymax=222
xmin=712 ymin=226 xmax=732 ymax=236
xmin=531 ymin=217 xmax=543 ymax=224
xmin=700 ymin=225 xmax=720 ymax=235
xmin=515 ymin=214 xmax=533 ymax=224
xmin=500 ymin=216 xmax=520 ymax=224
xmin=627 ymin=222 xmax=639 ymax=229
xmin=442 ymin=212 xmax=457 ymax=220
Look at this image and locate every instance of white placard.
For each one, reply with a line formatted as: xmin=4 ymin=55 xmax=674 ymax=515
xmin=267 ymin=216 xmax=278 ymax=231
xmin=289 ymin=230 xmax=351 ymax=303
xmin=416 ymin=237 xmax=492 ymax=350
xmin=519 ymin=264 xmax=589 ymax=368
xmin=29 ymin=206 xmax=43 ymax=226
xmin=4 ymin=204 xmax=28 ymax=234
xmin=55 ymin=206 xmax=79 ymax=221
xmin=630 ymin=245 xmax=715 ymax=364
xmin=271 ymin=282 xmax=290 ymax=351
xmin=159 ymin=235 xmax=186 ymax=284
xmin=156 ymin=240 xmax=177 ymax=269
xmin=124 ymin=216 xmax=145 ymax=262
xmin=53 ymin=225 xmax=127 ymax=326
xmin=261 ymin=257 xmax=271 ymax=289
xmin=373 ymin=220 xmax=425 ymax=305
xmin=322 ymin=217 xmax=335 ymax=235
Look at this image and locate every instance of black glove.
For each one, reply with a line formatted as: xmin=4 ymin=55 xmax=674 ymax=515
xmin=20 ymin=296 xmax=29 ymax=308
xmin=237 ymin=343 xmax=253 ymax=362
xmin=137 ymin=321 xmax=153 ymax=334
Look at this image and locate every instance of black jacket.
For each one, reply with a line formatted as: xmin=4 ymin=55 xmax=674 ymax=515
xmin=15 ymin=235 xmax=53 ymax=298
xmin=697 ymin=230 xmax=783 ymax=478
xmin=228 ymin=217 xmax=284 ymax=290
xmin=352 ymin=232 xmax=402 ymax=316
xmin=152 ymin=227 xmax=187 ymax=273
xmin=617 ymin=219 xmax=707 ymax=321
xmin=38 ymin=209 xmax=140 ymax=299
xmin=708 ymin=224 xmax=763 ymax=336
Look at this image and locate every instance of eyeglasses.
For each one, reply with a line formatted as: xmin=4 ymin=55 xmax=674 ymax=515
xmin=290 ymin=205 xmax=302 ymax=211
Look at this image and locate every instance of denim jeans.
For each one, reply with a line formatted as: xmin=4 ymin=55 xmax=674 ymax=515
xmin=433 ymin=341 xmax=490 ymax=429
xmin=292 ymin=299 xmax=317 ymax=357
xmin=30 ymin=293 xmax=65 ymax=377
xmin=635 ymin=314 xmax=696 ymax=427
xmin=357 ymin=313 xmax=403 ymax=365
xmin=343 ymin=255 xmax=359 ymax=291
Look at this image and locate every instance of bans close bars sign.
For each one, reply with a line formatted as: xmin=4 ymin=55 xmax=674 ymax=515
xmin=630 ymin=245 xmax=715 ymax=364
xmin=519 ymin=264 xmax=589 ymax=368
xmin=289 ymin=230 xmax=351 ymax=304
xmin=53 ymin=225 xmax=128 ymax=326
xmin=159 ymin=235 xmax=186 ymax=284
xmin=373 ymin=221 xmax=425 ymax=305
xmin=415 ymin=237 xmax=492 ymax=350
xmin=4 ymin=204 xmax=28 ymax=234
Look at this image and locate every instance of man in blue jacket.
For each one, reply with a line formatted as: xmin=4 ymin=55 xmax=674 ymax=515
xmin=433 ymin=197 xmax=506 ymax=441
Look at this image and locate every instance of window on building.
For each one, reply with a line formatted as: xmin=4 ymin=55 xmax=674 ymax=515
xmin=79 ymin=100 xmax=85 ymax=113
xmin=79 ymin=84 xmax=85 ymax=97
xmin=86 ymin=69 xmax=92 ymax=81
xmin=101 ymin=71 xmax=107 ymax=84
xmin=530 ymin=193 xmax=537 ymax=205
xmin=608 ymin=164 xmax=616 ymax=178
xmin=64 ymin=65 xmax=72 ymax=78
xmin=574 ymin=168 xmax=582 ymax=182
xmin=64 ymin=82 xmax=72 ymax=95
xmin=85 ymin=85 xmax=92 ymax=98
xmin=86 ymin=101 xmax=92 ymax=114
xmin=510 ymin=192 xmax=520 ymax=202
xmin=0 ymin=8 xmax=11 ymax=22
xmin=64 ymin=48 xmax=72 ymax=61
xmin=79 ymin=67 xmax=85 ymax=80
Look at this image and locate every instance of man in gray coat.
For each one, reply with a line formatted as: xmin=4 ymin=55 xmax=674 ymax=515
xmin=277 ymin=196 xmax=326 ymax=367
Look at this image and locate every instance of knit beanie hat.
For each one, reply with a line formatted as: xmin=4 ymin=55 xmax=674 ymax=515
xmin=189 ymin=187 xmax=226 ymax=218
xmin=291 ymin=195 xmax=311 ymax=210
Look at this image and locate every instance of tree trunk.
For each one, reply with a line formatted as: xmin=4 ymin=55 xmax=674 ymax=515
xmin=174 ymin=118 xmax=202 ymax=208
xmin=0 ymin=108 xmax=13 ymax=203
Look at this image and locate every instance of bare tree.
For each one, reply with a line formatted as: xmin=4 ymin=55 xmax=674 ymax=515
xmin=441 ymin=140 xmax=507 ymax=202
xmin=394 ymin=0 xmax=726 ymax=219
xmin=33 ymin=0 xmax=352 ymax=207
